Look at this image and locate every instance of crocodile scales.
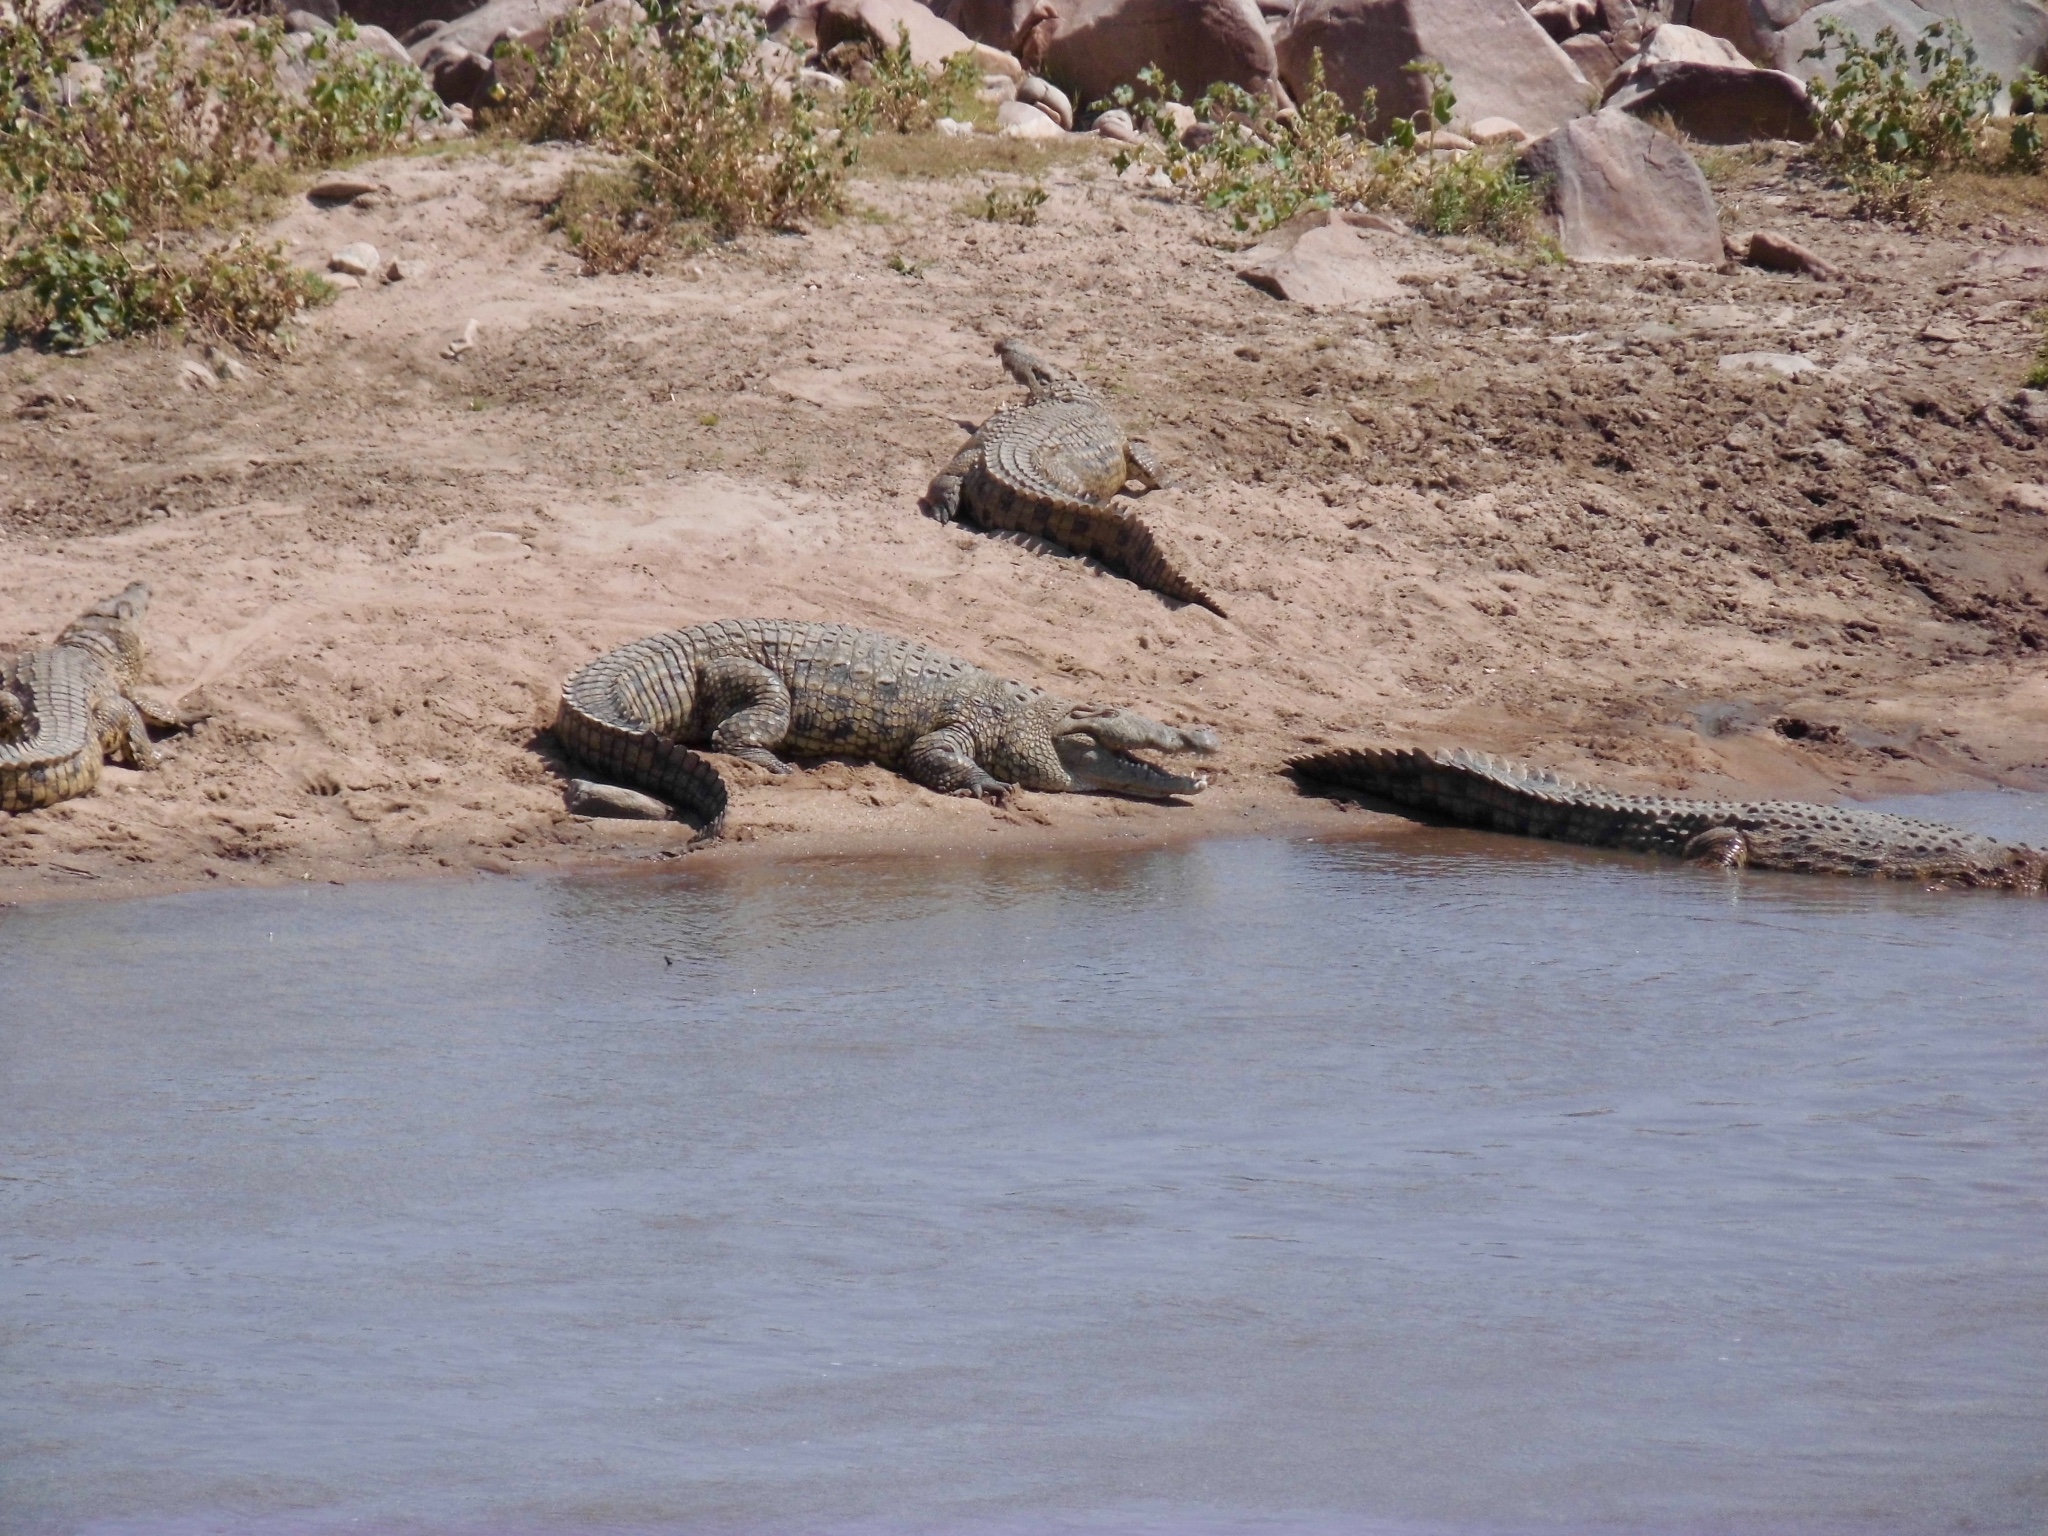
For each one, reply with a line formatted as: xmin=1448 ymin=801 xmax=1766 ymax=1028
xmin=1290 ymin=744 xmax=2048 ymax=889
xmin=924 ymin=339 xmax=1226 ymax=616
xmin=556 ymin=619 xmax=1219 ymax=837
xmin=1 ymin=583 xmax=164 ymax=813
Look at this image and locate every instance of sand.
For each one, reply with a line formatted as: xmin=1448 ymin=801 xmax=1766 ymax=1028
xmin=4 ymin=137 xmax=2046 ymax=903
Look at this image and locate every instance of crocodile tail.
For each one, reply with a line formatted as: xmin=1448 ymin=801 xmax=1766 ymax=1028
xmin=555 ymin=640 xmax=729 ymax=838
xmin=1037 ymin=504 xmax=1226 ymax=618
xmin=1288 ymin=745 xmax=1597 ymax=841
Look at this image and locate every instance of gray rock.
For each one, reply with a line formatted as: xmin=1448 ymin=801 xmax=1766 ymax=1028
xmin=1237 ymin=208 xmax=1411 ymax=307
xmin=1744 ymin=227 xmax=1841 ymax=277
xmin=1718 ymin=350 xmax=1820 ymax=375
xmin=997 ymin=98 xmax=1067 ymax=135
xmin=1092 ymin=106 xmax=1145 ymax=140
xmin=1275 ymin=0 xmax=1591 ymax=138
xmin=816 ymin=0 xmax=983 ymax=65
xmin=1019 ymin=0 xmax=1282 ymax=108
xmin=1016 ymin=72 xmax=1074 ymax=128
xmin=329 ymin=242 xmax=381 ymax=277
xmin=566 ymin=780 xmax=676 ymax=820
xmin=1602 ymin=24 xmax=1816 ymax=141
xmin=2013 ymin=389 xmax=2048 ymax=433
xmin=1521 ymin=108 xmax=1723 ymax=263
xmin=307 ymin=175 xmax=381 ymax=203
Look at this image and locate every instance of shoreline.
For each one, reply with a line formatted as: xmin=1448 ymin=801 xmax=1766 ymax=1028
xmin=5 ymin=765 xmax=2044 ymax=909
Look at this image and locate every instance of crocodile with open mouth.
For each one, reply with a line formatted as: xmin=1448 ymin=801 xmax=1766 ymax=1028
xmin=555 ymin=619 xmax=1218 ymax=837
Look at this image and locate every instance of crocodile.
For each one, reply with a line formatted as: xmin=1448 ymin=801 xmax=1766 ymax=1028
xmin=1290 ymin=744 xmax=2048 ymax=889
xmin=555 ymin=619 xmax=1219 ymax=837
xmin=924 ymin=338 xmax=1227 ymax=617
xmin=1 ymin=583 xmax=170 ymax=813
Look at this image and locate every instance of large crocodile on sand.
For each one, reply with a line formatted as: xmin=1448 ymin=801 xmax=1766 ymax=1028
xmin=1 ymin=583 xmax=178 ymax=813
xmin=555 ymin=619 xmax=1219 ymax=837
xmin=924 ymin=339 xmax=1226 ymax=617
xmin=1291 ymin=743 xmax=2048 ymax=889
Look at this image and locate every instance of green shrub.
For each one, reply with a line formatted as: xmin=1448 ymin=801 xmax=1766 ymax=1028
xmin=2 ymin=0 xmax=437 ymax=347
xmin=1803 ymin=18 xmax=1999 ymax=168
xmin=1098 ymin=54 xmax=1539 ymax=244
xmin=500 ymin=1 xmax=851 ymax=256
xmin=840 ymin=29 xmax=981 ymax=135
xmin=973 ymin=180 xmax=1048 ymax=224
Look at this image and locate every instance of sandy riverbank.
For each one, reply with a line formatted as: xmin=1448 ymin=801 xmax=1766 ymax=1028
xmin=5 ymin=138 xmax=2046 ymax=903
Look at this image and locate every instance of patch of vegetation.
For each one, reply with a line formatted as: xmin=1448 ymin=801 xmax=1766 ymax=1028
xmin=545 ymin=165 xmax=670 ymax=274
xmin=973 ymin=180 xmax=1048 ymax=224
xmin=1 ymin=0 xmax=437 ymax=348
xmin=1098 ymin=54 xmax=1539 ymax=245
xmin=838 ymin=29 xmax=981 ymax=135
xmin=502 ymin=3 xmax=845 ymax=239
xmin=2027 ymin=313 xmax=2048 ymax=389
xmin=1801 ymin=20 xmax=2048 ymax=218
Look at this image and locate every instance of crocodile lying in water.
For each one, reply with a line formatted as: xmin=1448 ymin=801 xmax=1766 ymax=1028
xmin=924 ymin=339 xmax=1226 ymax=617
xmin=555 ymin=619 xmax=1219 ymax=837
xmin=1 ymin=583 xmax=182 ymax=813
xmin=1291 ymin=744 xmax=2048 ymax=890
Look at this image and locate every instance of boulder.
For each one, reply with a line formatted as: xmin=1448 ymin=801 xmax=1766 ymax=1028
xmin=402 ymin=0 xmax=578 ymax=59
xmin=1602 ymin=24 xmax=1817 ymax=139
xmin=997 ymin=96 xmax=1067 ymax=133
xmin=1017 ymin=71 xmax=1075 ymax=124
xmin=1274 ymin=0 xmax=1591 ymax=139
xmin=1520 ymin=107 xmax=1724 ymax=262
xmin=1018 ymin=0 xmax=1283 ymax=107
xmin=815 ymin=0 xmax=984 ymax=64
xmin=1676 ymin=0 xmax=2048 ymax=105
xmin=1561 ymin=30 xmax=1623 ymax=82
xmin=932 ymin=0 xmax=1038 ymax=50
xmin=1236 ymin=208 xmax=1411 ymax=307
xmin=1469 ymin=113 xmax=1532 ymax=140
xmin=340 ymin=0 xmax=491 ymax=40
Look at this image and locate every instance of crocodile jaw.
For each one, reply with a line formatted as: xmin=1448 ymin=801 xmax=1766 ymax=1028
xmin=1052 ymin=705 xmax=1216 ymax=799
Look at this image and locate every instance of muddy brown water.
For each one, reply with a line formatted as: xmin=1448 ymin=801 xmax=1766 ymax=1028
xmin=4 ymin=797 xmax=2046 ymax=1536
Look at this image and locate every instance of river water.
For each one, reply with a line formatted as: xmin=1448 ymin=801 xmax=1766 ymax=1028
xmin=4 ymin=798 xmax=2046 ymax=1536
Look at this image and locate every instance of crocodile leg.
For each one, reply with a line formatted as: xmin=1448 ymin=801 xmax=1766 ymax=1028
xmin=1125 ymin=439 xmax=1171 ymax=492
xmin=923 ymin=438 xmax=983 ymax=525
xmin=699 ymin=656 xmax=797 ymax=773
xmin=904 ymin=724 xmax=1014 ymax=803
xmin=99 ymin=695 xmax=161 ymax=771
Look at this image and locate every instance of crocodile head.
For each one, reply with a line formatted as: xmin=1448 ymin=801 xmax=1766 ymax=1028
xmin=994 ymin=337 xmax=1084 ymax=399
xmin=1049 ymin=703 xmax=1217 ymax=798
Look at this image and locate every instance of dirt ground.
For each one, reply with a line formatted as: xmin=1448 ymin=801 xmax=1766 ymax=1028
xmin=4 ymin=133 xmax=2047 ymax=902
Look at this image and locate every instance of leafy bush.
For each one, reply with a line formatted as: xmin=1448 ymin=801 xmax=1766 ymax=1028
xmin=839 ymin=29 xmax=981 ymax=135
xmin=2 ymin=0 xmax=438 ymax=347
xmin=1802 ymin=19 xmax=1999 ymax=168
xmin=1099 ymin=54 xmax=1539 ymax=244
xmin=500 ymin=1 xmax=851 ymax=256
xmin=974 ymin=180 xmax=1048 ymax=224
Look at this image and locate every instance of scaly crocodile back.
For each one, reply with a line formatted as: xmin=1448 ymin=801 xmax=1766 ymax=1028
xmin=0 ymin=583 xmax=151 ymax=813
xmin=554 ymin=620 xmax=1072 ymax=838
xmin=1290 ymin=744 xmax=2048 ymax=889
xmin=948 ymin=343 xmax=1226 ymax=618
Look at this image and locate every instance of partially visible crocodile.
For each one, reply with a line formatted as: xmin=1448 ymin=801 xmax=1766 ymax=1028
xmin=1 ymin=583 xmax=170 ymax=813
xmin=1290 ymin=743 xmax=2048 ymax=889
xmin=555 ymin=619 xmax=1219 ymax=837
xmin=924 ymin=338 xmax=1226 ymax=617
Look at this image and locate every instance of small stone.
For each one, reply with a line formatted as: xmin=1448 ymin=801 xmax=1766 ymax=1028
xmin=566 ymin=779 xmax=675 ymax=820
xmin=329 ymin=242 xmax=379 ymax=277
xmin=2001 ymin=482 xmax=2048 ymax=514
xmin=1093 ymin=107 xmax=1143 ymax=143
xmin=1468 ymin=116 xmax=1530 ymax=145
xmin=205 ymin=346 xmax=248 ymax=382
xmin=997 ymin=99 xmax=1065 ymax=139
xmin=177 ymin=359 xmax=217 ymax=391
xmin=384 ymin=259 xmax=411 ymax=281
xmin=798 ymin=66 xmax=845 ymax=94
xmin=1016 ymin=73 xmax=1074 ymax=130
xmin=935 ymin=115 xmax=976 ymax=137
xmin=1918 ymin=318 xmax=1966 ymax=343
xmin=1717 ymin=351 xmax=1818 ymax=377
xmin=2012 ymin=389 xmax=2048 ymax=433
xmin=307 ymin=176 xmax=379 ymax=204
xmin=1744 ymin=228 xmax=1842 ymax=280
xmin=326 ymin=272 xmax=362 ymax=291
